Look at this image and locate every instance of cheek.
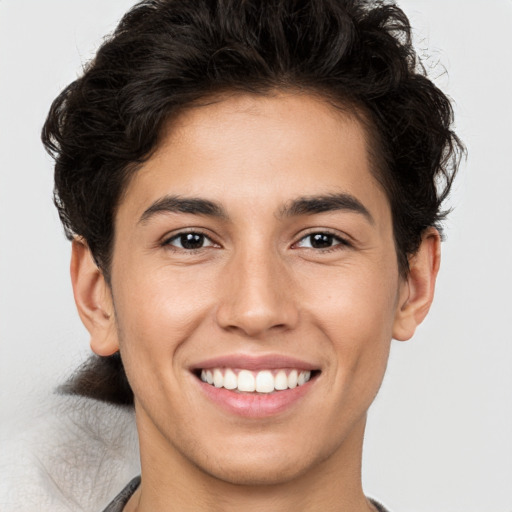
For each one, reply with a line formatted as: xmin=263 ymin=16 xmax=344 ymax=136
xmin=306 ymin=260 xmax=399 ymax=337
xmin=111 ymin=264 xmax=215 ymax=372
xmin=110 ymin=270 xmax=212 ymax=429
xmin=303 ymin=262 xmax=399 ymax=387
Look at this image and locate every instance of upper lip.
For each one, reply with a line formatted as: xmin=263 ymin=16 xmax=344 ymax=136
xmin=191 ymin=354 xmax=320 ymax=372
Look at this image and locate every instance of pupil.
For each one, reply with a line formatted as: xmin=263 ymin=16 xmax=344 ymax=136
xmin=311 ymin=233 xmax=333 ymax=248
xmin=181 ymin=233 xmax=204 ymax=249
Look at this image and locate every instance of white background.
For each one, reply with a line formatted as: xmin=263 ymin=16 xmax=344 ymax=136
xmin=0 ymin=1 xmax=511 ymax=511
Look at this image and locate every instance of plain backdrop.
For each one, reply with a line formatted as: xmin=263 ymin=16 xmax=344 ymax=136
xmin=0 ymin=1 xmax=511 ymax=511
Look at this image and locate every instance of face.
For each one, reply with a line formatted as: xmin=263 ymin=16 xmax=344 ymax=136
xmin=105 ymin=93 xmax=409 ymax=485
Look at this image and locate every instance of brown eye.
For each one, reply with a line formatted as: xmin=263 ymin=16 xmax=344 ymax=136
xmin=296 ymin=232 xmax=348 ymax=250
xmin=166 ymin=232 xmax=215 ymax=250
xmin=310 ymin=233 xmax=334 ymax=248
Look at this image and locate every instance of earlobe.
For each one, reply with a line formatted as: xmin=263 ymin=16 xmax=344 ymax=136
xmin=392 ymin=227 xmax=441 ymax=341
xmin=70 ymin=238 xmax=119 ymax=356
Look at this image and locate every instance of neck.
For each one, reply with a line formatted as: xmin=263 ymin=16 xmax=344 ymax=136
xmin=127 ymin=412 xmax=374 ymax=512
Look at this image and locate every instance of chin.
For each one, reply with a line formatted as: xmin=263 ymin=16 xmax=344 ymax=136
xmin=201 ymin=455 xmax=315 ymax=487
xmin=180 ymin=432 xmax=337 ymax=488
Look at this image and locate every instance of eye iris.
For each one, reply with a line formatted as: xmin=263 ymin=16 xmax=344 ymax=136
xmin=180 ymin=233 xmax=204 ymax=249
xmin=310 ymin=233 xmax=334 ymax=248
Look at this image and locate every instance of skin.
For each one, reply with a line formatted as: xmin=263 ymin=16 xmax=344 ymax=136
xmin=71 ymin=92 xmax=440 ymax=512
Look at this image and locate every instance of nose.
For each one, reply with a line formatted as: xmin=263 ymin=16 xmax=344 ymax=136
xmin=215 ymin=247 xmax=299 ymax=338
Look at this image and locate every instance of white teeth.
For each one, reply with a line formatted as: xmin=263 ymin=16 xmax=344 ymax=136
xmin=237 ymin=370 xmax=255 ymax=392
xmin=288 ymin=369 xmax=298 ymax=389
xmin=223 ymin=369 xmax=238 ymax=390
xmin=255 ymin=370 xmax=274 ymax=393
xmin=213 ymin=368 xmax=223 ymax=388
xmin=199 ymin=368 xmax=312 ymax=393
xmin=274 ymin=370 xmax=288 ymax=390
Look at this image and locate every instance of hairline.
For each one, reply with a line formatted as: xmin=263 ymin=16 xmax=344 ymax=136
xmin=103 ymin=87 xmax=411 ymax=282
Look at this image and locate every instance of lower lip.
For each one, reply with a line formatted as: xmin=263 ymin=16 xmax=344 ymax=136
xmin=196 ymin=377 xmax=316 ymax=418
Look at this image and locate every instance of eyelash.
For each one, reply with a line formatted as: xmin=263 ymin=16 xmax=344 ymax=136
xmin=293 ymin=230 xmax=351 ymax=253
xmin=162 ymin=230 xmax=218 ymax=253
xmin=162 ymin=230 xmax=351 ymax=254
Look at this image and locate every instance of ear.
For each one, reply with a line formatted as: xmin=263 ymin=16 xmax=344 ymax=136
xmin=70 ymin=238 xmax=119 ymax=356
xmin=393 ymin=227 xmax=441 ymax=341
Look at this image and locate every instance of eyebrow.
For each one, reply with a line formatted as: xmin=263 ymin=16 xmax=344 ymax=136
xmin=139 ymin=196 xmax=228 ymax=224
xmin=279 ymin=193 xmax=374 ymax=224
xmin=138 ymin=192 xmax=374 ymax=225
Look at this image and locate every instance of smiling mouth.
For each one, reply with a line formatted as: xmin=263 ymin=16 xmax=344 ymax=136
xmin=195 ymin=368 xmax=321 ymax=394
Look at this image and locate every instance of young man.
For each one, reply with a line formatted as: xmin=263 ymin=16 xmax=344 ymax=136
xmin=42 ymin=0 xmax=463 ymax=510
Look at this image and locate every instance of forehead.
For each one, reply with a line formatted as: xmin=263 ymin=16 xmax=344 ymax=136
xmin=118 ymin=92 xmax=390 ymax=225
